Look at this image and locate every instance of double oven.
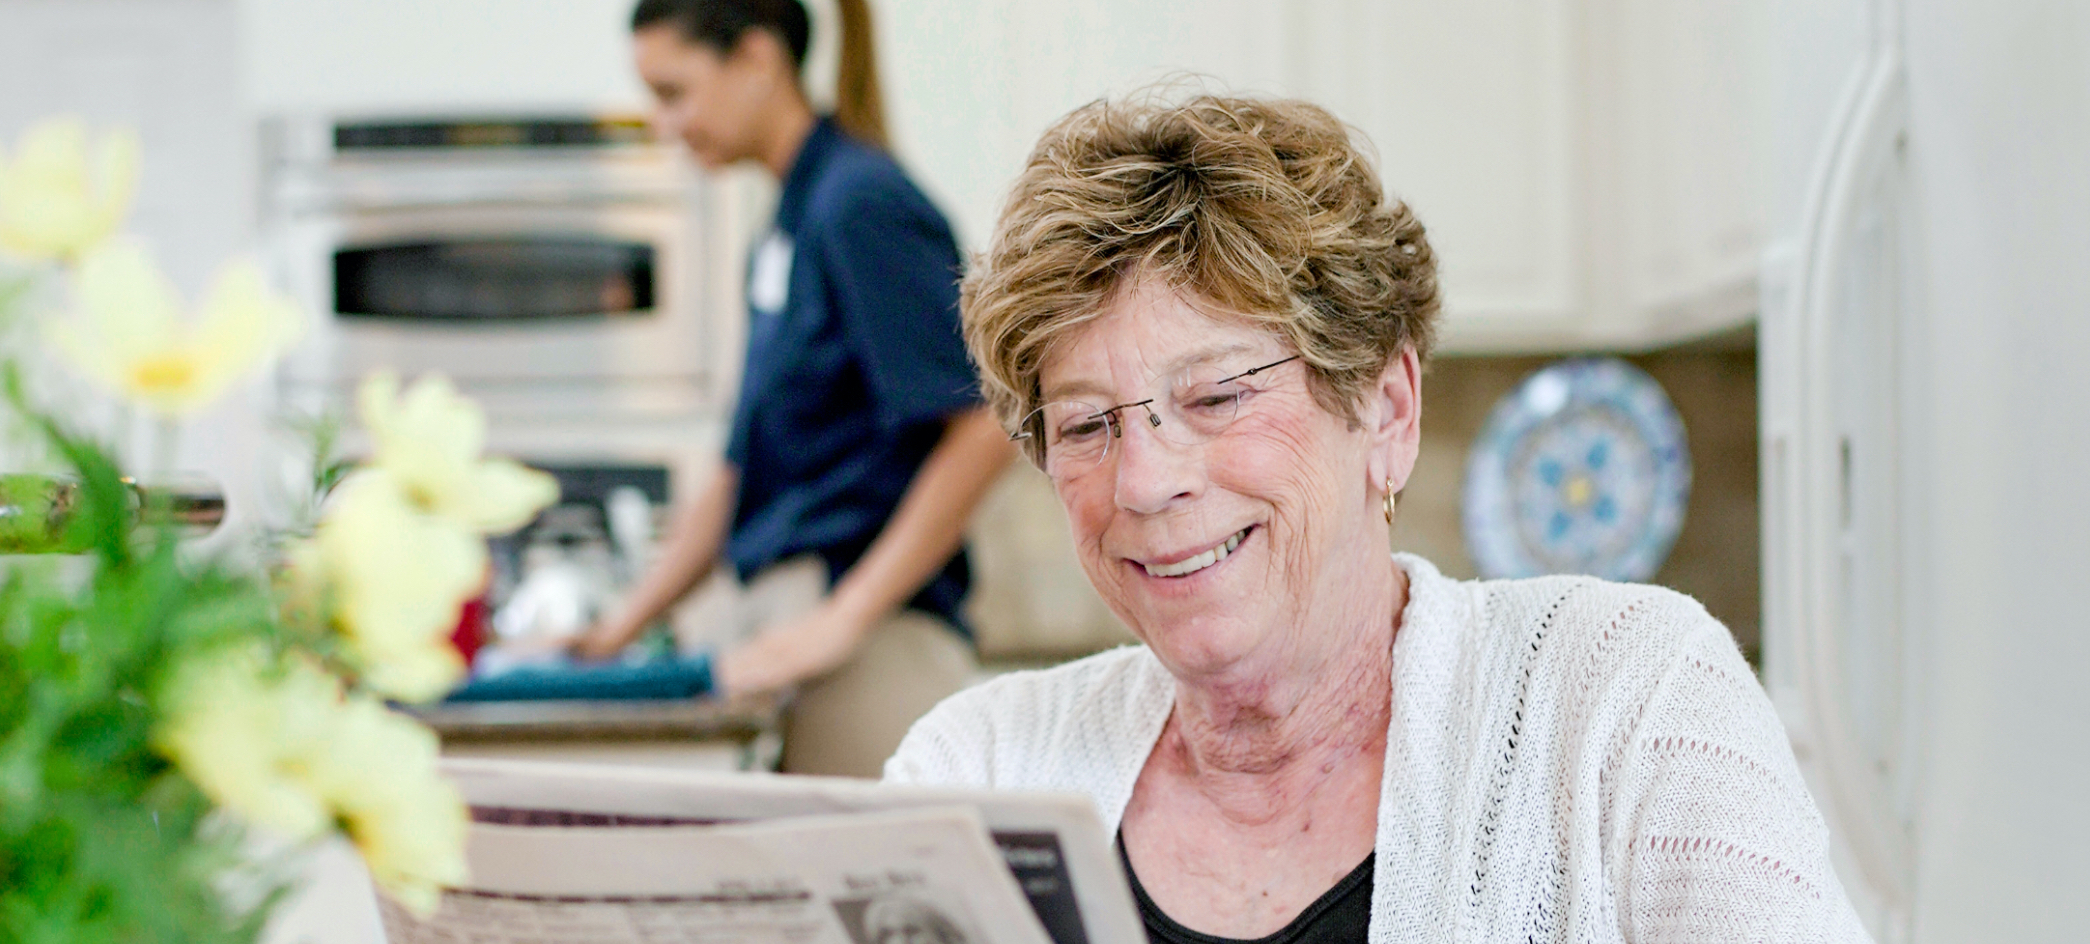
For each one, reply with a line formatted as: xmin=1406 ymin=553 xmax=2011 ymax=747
xmin=262 ymin=115 xmax=744 ymax=638
xmin=264 ymin=115 xmax=732 ymax=420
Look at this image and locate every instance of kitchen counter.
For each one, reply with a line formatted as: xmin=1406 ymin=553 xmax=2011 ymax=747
xmin=412 ymin=695 xmax=784 ymax=772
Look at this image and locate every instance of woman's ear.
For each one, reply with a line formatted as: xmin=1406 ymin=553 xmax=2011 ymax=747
xmin=726 ymin=27 xmax=795 ymax=89
xmin=1364 ymin=347 xmax=1423 ymax=495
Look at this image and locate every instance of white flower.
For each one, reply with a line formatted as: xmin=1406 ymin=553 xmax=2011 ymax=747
xmin=46 ymin=239 xmax=302 ymax=415
xmin=292 ymin=373 xmax=556 ymax=702
xmin=153 ymin=647 xmax=340 ymax=841
xmin=358 ymin=372 xmax=558 ymax=533
xmin=312 ymin=472 xmax=486 ymax=702
xmin=0 ymin=117 xmax=138 ymax=262
xmin=311 ymin=696 xmax=469 ymax=917
xmin=157 ymin=653 xmax=470 ymax=918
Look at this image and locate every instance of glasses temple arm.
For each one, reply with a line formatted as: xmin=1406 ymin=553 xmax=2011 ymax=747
xmin=1219 ymin=354 xmax=1303 ymax=384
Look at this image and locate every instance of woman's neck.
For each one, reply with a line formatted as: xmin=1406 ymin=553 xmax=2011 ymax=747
xmin=1160 ymin=557 xmax=1406 ymax=822
xmin=758 ymin=98 xmax=819 ymax=180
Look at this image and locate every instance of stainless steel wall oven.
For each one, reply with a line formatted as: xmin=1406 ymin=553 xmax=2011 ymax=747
xmin=264 ymin=115 xmax=723 ymax=418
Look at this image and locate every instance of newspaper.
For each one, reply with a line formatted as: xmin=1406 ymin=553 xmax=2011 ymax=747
xmin=381 ymin=806 xmax=1048 ymax=944
xmin=379 ymin=758 xmax=1148 ymax=944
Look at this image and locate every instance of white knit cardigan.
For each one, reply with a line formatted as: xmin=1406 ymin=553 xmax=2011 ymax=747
xmin=885 ymin=554 xmax=1871 ymax=943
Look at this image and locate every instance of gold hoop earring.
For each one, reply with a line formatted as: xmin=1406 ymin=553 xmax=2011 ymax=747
xmin=1382 ymin=479 xmax=1398 ymax=525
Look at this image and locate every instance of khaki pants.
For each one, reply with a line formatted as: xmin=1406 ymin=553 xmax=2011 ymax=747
xmin=674 ymin=557 xmax=977 ymax=778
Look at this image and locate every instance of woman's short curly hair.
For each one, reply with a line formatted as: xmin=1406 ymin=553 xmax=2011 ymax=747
xmin=961 ymin=91 xmax=1440 ymax=461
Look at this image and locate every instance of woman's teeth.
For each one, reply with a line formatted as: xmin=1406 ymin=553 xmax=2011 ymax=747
xmin=1143 ymin=529 xmax=1248 ymax=578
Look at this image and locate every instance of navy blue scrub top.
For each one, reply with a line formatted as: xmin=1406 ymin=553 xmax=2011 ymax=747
xmin=723 ymin=117 xmax=977 ymax=634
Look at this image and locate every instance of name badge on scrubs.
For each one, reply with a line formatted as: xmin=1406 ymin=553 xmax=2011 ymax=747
xmin=749 ymin=231 xmax=794 ymax=314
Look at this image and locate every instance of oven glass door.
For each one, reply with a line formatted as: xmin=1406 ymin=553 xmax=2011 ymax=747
xmin=335 ymin=236 xmax=656 ymax=321
xmin=281 ymin=203 xmax=709 ymax=390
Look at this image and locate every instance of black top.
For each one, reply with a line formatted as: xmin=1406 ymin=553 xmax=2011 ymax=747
xmin=1117 ymin=836 xmax=1374 ymax=944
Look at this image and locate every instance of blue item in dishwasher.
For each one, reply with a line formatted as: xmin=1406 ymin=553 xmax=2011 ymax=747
xmin=444 ymin=650 xmax=714 ymax=702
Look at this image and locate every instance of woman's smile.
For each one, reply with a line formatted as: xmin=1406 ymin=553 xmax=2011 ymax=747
xmin=1131 ymin=525 xmax=1254 ymax=579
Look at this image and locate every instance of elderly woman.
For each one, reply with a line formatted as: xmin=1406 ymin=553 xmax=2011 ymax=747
xmin=885 ymin=95 xmax=1869 ymax=943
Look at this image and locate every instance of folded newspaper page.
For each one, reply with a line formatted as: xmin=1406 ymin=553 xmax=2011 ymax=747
xmin=380 ymin=806 xmax=1050 ymax=944
xmin=393 ymin=758 xmax=1147 ymax=944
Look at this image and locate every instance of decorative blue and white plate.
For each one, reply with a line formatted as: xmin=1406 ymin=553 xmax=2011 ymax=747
xmin=1461 ymin=358 xmax=1690 ymax=582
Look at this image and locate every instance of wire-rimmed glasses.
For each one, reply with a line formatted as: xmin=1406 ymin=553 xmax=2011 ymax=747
xmin=1011 ymin=355 xmax=1301 ymax=480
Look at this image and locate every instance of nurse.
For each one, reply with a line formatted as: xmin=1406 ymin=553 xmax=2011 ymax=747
xmin=572 ymin=0 xmax=1014 ymax=777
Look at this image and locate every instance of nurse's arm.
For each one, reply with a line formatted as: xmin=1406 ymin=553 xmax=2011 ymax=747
xmin=573 ymin=464 xmax=740 ymax=661
xmin=716 ymin=406 xmax=1015 ymax=694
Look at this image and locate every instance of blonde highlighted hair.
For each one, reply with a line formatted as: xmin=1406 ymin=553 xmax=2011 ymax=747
xmin=961 ymin=92 xmax=1440 ymax=461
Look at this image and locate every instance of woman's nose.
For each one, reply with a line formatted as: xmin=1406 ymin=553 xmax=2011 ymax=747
xmin=1111 ymin=413 xmax=1200 ymax=514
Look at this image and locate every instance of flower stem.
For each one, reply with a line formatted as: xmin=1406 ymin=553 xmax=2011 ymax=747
xmin=152 ymin=414 xmax=177 ymax=481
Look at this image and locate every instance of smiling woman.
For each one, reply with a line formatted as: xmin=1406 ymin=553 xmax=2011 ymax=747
xmin=885 ymin=92 xmax=1872 ymax=943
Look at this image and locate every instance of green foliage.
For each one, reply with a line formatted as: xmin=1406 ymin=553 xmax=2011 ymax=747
xmin=0 ymin=368 xmax=291 ymax=944
xmin=269 ymin=410 xmax=354 ymax=538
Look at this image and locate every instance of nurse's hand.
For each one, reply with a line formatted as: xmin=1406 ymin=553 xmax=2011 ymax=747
xmin=715 ymin=600 xmax=872 ymax=696
xmin=568 ymin=618 xmax=640 ymax=662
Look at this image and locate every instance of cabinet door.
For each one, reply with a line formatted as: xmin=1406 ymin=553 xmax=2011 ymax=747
xmin=1283 ymin=0 xmax=1581 ymax=353
xmin=1760 ymin=52 xmax=1918 ymax=933
xmin=1589 ymin=0 xmax=1769 ymax=348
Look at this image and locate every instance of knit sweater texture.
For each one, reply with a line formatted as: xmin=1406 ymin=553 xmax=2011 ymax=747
xmin=885 ymin=554 xmax=1871 ymax=942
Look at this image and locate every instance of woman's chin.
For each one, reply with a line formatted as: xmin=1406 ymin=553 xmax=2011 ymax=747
xmin=1118 ymin=581 xmax=1276 ymax=678
xmin=678 ymin=137 xmax=736 ymax=170
xmin=1137 ymin=619 xmax=1273 ymax=681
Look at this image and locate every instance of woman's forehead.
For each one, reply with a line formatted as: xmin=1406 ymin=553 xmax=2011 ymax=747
xmin=632 ymin=25 xmax=728 ymax=79
xmin=1039 ymin=289 xmax=1285 ymax=398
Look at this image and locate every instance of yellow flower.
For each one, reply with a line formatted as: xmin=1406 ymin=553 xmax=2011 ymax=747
xmin=159 ymin=652 xmax=470 ymax=916
xmin=358 ymin=372 xmax=558 ymax=533
xmin=311 ymin=696 xmax=468 ymax=917
xmin=291 ymin=373 xmax=555 ymax=701
xmin=0 ymin=117 xmax=138 ymax=262
xmin=47 ymin=239 xmax=303 ymax=415
xmin=154 ymin=646 xmax=341 ymax=841
xmin=314 ymin=471 xmax=486 ymax=702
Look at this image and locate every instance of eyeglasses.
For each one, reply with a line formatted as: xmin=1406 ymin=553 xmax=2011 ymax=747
xmin=1012 ymin=354 xmax=1302 ymax=480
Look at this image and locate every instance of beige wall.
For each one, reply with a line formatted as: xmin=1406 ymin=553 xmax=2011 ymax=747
xmin=964 ymin=337 xmax=1762 ymax=664
xmin=1400 ymin=341 xmax=1762 ymax=660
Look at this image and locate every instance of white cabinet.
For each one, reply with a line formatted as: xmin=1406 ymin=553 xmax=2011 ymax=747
xmin=1280 ymin=0 xmax=1581 ymax=353
xmin=1576 ymin=0 xmax=1770 ymax=352
xmin=237 ymin=0 xmax=649 ymax=115
xmin=884 ymin=0 xmax=1770 ymax=354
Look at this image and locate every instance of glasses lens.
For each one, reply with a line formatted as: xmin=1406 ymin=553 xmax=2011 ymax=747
xmin=1021 ymin=357 xmax=1288 ymax=475
xmin=1155 ymin=373 xmax=1243 ymax=446
xmin=1027 ymin=401 xmax=1113 ymax=477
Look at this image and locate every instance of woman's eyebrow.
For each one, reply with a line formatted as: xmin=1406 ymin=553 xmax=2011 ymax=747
xmin=1162 ymin=342 xmax=1263 ymax=374
xmin=1038 ymin=377 xmax=1112 ymax=402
